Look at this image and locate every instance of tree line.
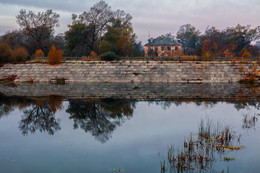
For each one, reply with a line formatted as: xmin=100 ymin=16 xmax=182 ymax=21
xmin=0 ymin=0 xmax=143 ymax=60
xmin=176 ymin=24 xmax=260 ymax=57
xmin=0 ymin=0 xmax=260 ymax=60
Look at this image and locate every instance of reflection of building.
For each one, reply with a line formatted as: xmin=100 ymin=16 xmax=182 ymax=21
xmin=144 ymin=35 xmax=182 ymax=57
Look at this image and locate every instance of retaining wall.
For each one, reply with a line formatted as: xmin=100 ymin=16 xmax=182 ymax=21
xmin=0 ymin=61 xmax=245 ymax=83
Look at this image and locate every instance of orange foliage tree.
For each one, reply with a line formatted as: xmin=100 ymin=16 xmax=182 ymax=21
xmin=89 ymin=51 xmax=97 ymax=57
xmin=202 ymin=39 xmax=212 ymax=58
xmin=239 ymin=48 xmax=252 ymax=58
xmin=48 ymin=45 xmax=63 ymax=65
xmin=224 ymin=49 xmax=235 ymax=57
xmin=13 ymin=47 xmax=28 ymax=62
xmin=35 ymin=49 xmax=45 ymax=57
xmin=0 ymin=41 xmax=13 ymax=63
xmin=175 ymin=49 xmax=184 ymax=57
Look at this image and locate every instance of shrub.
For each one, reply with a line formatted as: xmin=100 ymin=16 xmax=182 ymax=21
xmin=0 ymin=41 xmax=13 ymax=64
xmin=48 ymin=45 xmax=63 ymax=65
xmin=240 ymin=48 xmax=252 ymax=58
xmin=35 ymin=49 xmax=45 ymax=57
xmin=99 ymin=52 xmax=119 ymax=61
xmin=89 ymin=51 xmax=97 ymax=57
xmin=13 ymin=47 xmax=28 ymax=62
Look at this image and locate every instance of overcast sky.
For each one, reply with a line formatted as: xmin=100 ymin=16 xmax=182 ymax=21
xmin=0 ymin=0 xmax=259 ymax=44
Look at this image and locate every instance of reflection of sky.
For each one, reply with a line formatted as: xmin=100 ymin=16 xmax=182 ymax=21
xmin=0 ymin=101 xmax=260 ymax=172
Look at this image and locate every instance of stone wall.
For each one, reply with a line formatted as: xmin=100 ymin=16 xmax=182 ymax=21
xmin=0 ymin=83 xmax=258 ymax=100
xmin=0 ymin=60 xmax=244 ymax=83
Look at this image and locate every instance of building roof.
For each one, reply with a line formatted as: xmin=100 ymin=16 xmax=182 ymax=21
xmin=144 ymin=35 xmax=182 ymax=46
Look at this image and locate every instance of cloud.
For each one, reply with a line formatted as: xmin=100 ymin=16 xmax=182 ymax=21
xmin=0 ymin=0 xmax=260 ymax=43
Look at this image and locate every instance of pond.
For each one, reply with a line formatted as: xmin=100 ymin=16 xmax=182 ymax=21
xmin=0 ymin=83 xmax=260 ymax=173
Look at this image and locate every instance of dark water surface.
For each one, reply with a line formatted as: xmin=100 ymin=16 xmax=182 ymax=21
xmin=0 ymin=83 xmax=260 ymax=173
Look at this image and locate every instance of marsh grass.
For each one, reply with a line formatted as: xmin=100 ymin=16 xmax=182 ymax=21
xmin=165 ymin=118 xmax=243 ymax=172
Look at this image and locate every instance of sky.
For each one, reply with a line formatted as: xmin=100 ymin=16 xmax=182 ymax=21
xmin=0 ymin=0 xmax=259 ymax=44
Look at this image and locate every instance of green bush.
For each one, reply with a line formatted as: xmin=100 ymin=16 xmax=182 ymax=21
xmin=0 ymin=41 xmax=13 ymax=64
xmin=99 ymin=52 xmax=119 ymax=61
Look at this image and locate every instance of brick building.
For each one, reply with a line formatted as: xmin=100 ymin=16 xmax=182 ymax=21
xmin=144 ymin=35 xmax=182 ymax=57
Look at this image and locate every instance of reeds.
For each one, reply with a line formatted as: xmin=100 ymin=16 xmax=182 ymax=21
xmin=165 ymin=118 xmax=243 ymax=172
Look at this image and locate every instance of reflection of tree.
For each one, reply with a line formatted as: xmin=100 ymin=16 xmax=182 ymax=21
xmin=0 ymin=94 xmax=32 ymax=118
xmin=0 ymin=96 xmax=13 ymax=118
xmin=19 ymin=101 xmax=61 ymax=135
xmin=48 ymin=95 xmax=63 ymax=114
xmin=66 ymin=99 xmax=135 ymax=143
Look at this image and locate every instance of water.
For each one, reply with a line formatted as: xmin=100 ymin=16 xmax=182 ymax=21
xmin=0 ymin=83 xmax=260 ymax=173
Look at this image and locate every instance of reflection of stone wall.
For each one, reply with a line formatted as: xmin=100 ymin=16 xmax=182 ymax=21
xmin=0 ymin=83 xmax=258 ymax=100
xmin=0 ymin=61 xmax=243 ymax=83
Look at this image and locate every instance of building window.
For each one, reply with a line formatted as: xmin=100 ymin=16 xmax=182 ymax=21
xmin=168 ymin=46 xmax=171 ymax=51
xmin=155 ymin=46 xmax=158 ymax=51
xmin=161 ymin=46 xmax=164 ymax=51
xmin=161 ymin=53 xmax=164 ymax=57
xmin=175 ymin=47 xmax=178 ymax=51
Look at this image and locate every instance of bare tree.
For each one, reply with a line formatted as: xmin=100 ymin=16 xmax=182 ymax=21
xmin=16 ymin=9 xmax=60 ymax=54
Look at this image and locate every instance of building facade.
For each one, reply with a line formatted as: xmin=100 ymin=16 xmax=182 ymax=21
xmin=144 ymin=35 xmax=182 ymax=57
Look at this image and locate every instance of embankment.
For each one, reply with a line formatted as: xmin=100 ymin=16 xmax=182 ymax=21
xmin=0 ymin=60 xmax=244 ymax=83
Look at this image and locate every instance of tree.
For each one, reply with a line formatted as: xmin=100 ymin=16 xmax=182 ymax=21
xmin=77 ymin=1 xmax=114 ymax=51
xmin=177 ymin=24 xmax=201 ymax=55
xmin=0 ymin=41 xmax=13 ymax=63
xmin=99 ymin=27 xmax=121 ymax=54
xmin=12 ymin=47 xmax=28 ymax=62
xmin=0 ymin=30 xmax=28 ymax=50
xmin=48 ymin=45 xmax=63 ymax=65
xmin=202 ymin=39 xmax=212 ymax=58
xmin=225 ymin=25 xmax=260 ymax=53
xmin=16 ymin=9 xmax=60 ymax=55
xmin=66 ymin=1 xmax=133 ymax=54
xmin=65 ymin=21 xmax=92 ymax=57
xmin=200 ymin=25 xmax=260 ymax=57
xmin=119 ymin=27 xmax=136 ymax=56
xmin=35 ymin=49 xmax=45 ymax=57
xmin=240 ymin=48 xmax=252 ymax=57
xmin=89 ymin=51 xmax=97 ymax=57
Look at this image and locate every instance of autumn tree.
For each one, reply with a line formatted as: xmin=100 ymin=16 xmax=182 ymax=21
xmin=239 ymin=48 xmax=252 ymax=57
xmin=199 ymin=25 xmax=260 ymax=57
xmin=0 ymin=42 xmax=13 ymax=63
xmin=119 ymin=27 xmax=136 ymax=56
xmin=202 ymin=39 xmax=212 ymax=58
xmin=48 ymin=45 xmax=63 ymax=65
xmin=0 ymin=30 xmax=28 ymax=50
xmin=89 ymin=51 xmax=97 ymax=57
xmin=16 ymin=9 xmax=60 ymax=55
xmin=35 ymin=49 xmax=45 ymax=57
xmin=12 ymin=47 xmax=28 ymax=62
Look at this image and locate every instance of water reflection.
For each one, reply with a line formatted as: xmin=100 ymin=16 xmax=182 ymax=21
xmin=66 ymin=99 xmax=135 ymax=143
xmin=1 ymin=94 xmax=260 ymax=139
xmin=1 ymin=91 xmax=260 ymax=172
xmin=19 ymin=100 xmax=61 ymax=135
xmin=162 ymin=118 xmax=245 ymax=173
